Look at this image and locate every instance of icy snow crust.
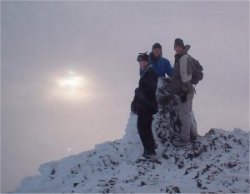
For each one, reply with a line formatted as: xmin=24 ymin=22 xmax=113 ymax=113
xmin=15 ymin=110 xmax=249 ymax=193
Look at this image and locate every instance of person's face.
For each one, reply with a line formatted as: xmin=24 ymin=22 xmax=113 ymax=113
xmin=139 ymin=60 xmax=148 ymax=70
xmin=174 ymin=45 xmax=184 ymax=54
xmin=152 ymin=48 xmax=162 ymax=58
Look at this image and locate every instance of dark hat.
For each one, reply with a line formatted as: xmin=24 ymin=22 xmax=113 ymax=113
xmin=152 ymin=43 xmax=162 ymax=50
xmin=174 ymin=38 xmax=185 ymax=48
xmin=137 ymin=52 xmax=149 ymax=62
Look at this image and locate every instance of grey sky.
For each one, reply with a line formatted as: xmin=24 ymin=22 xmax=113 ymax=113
xmin=1 ymin=1 xmax=249 ymax=192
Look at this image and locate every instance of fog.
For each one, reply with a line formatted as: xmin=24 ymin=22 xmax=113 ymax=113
xmin=1 ymin=1 xmax=249 ymax=192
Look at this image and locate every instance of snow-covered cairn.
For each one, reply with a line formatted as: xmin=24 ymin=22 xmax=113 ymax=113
xmin=154 ymin=78 xmax=184 ymax=145
xmin=153 ymin=77 xmax=200 ymax=158
xmin=15 ymin=79 xmax=250 ymax=193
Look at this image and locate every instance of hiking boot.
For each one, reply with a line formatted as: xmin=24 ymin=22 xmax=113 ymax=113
xmin=145 ymin=154 xmax=162 ymax=164
xmin=143 ymin=153 xmax=156 ymax=159
xmin=191 ymin=135 xmax=202 ymax=144
xmin=136 ymin=155 xmax=162 ymax=164
xmin=173 ymin=140 xmax=189 ymax=148
xmin=143 ymin=150 xmax=156 ymax=159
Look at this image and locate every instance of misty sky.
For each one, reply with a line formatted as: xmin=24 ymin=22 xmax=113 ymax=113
xmin=1 ymin=1 xmax=249 ymax=192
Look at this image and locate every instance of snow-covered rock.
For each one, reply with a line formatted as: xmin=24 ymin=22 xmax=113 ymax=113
xmin=15 ymin=113 xmax=250 ymax=193
xmin=15 ymin=82 xmax=250 ymax=193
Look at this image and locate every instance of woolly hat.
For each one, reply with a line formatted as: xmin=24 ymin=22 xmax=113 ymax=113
xmin=152 ymin=43 xmax=162 ymax=50
xmin=174 ymin=38 xmax=185 ymax=48
xmin=137 ymin=52 xmax=149 ymax=62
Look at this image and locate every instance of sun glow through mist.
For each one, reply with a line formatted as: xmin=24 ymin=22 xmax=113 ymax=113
xmin=57 ymin=71 xmax=85 ymax=89
xmin=48 ymin=70 xmax=93 ymax=102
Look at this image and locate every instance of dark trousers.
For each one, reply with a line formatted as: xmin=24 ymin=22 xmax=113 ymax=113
xmin=137 ymin=114 xmax=156 ymax=154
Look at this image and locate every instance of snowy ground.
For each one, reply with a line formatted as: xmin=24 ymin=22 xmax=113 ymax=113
xmin=15 ymin=112 xmax=249 ymax=193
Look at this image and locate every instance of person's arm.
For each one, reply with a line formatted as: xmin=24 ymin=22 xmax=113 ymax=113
xmin=165 ymin=59 xmax=174 ymax=77
xmin=179 ymin=54 xmax=192 ymax=83
xmin=136 ymin=70 xmax=157 ymax=106
xmin=142 ymin=70 xmax=158 ymax=95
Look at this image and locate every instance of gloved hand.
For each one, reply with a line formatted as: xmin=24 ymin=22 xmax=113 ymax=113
xmin=164 ymin=77 xmax=172 ymax=84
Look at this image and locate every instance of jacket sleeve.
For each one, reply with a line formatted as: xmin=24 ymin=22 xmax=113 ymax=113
xmin=165 ymin=59 xmax=174 ymax=77
xmin=142 ymin=70 xmax=158 ymax=95
xmin=134 ymin=69 xmax=158 ymax=114
xmin=179 ymin=54 xmax=192 ymax=83
xmin=136 ymin=70 xmax=157 ymax=108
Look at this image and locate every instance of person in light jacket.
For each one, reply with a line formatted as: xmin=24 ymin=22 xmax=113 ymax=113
xmin=171 ymin=38 xmax=197 ymax=146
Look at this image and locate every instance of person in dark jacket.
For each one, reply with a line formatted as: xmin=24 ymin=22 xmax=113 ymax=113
xmin=149 ymin=43 xmax=173 ymax=78
xmin=131 ymin=52 xmax=158 ymax=158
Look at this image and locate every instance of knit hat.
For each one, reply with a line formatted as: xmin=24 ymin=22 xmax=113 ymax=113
xmin=174 ymin=38 xmax=185 ymax=48
xmin=152 ymin=43 xmax=162 ymax=50
xmin=137 ymin=52 xmax=149 ymax=62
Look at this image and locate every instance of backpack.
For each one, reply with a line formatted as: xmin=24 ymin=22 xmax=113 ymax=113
xmin=188 ymin=55 xmax=203 ymax=85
